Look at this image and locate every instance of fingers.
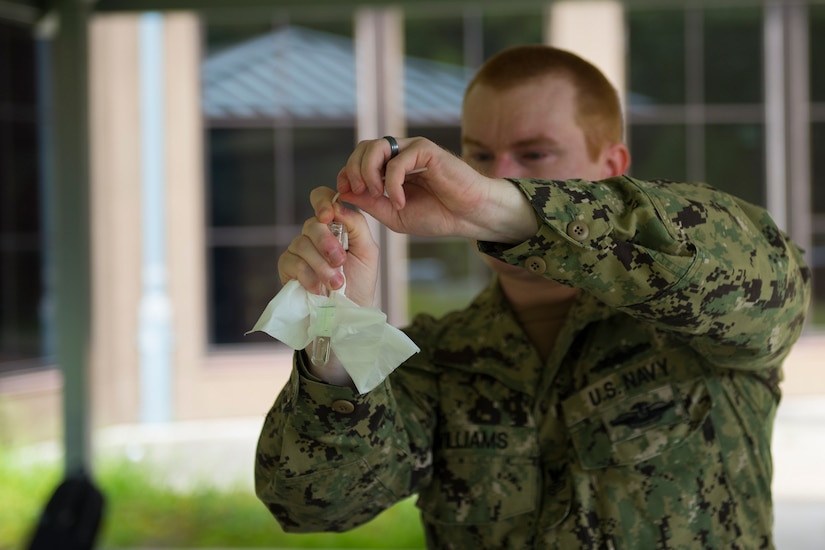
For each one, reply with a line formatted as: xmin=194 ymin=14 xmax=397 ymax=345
xmin=337 ymin=139 xmax=384 ymax=196
xmin=280 ymin=186 xmax=378 ymax=296
xmin=280 ymin=219 xmax=345 ymax=293
xmin=309 ymin=186 xmax=338 ymax=224
xmin=337 ymin=137 xmax=426 ymax=209
xmin=382 ymin=158 xmax=410 ymax=210
xmin=279 ymin=187 xmax=344 ymax=293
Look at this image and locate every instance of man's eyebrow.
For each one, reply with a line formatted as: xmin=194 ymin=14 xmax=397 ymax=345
xmin=512 ymin=136 xmax=561 ymax=148
xmin=461 ymin=136 xmax=488 ymax=149
xmin=462 ymin=136 xmax=561 ymax=149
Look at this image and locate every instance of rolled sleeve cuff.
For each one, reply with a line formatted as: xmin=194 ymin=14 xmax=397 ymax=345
xmin=477 ymin=178 xmax=612 ymax=282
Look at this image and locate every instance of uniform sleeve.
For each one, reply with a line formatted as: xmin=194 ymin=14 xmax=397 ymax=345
xmin=255 ymin=345 xmax=438 ymax=532
xmin=478 ymin=176 xmax=811 ymax=369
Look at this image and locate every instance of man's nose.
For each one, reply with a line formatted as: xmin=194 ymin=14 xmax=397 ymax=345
xmin=488 ymin=156 xmax=520 ymax=178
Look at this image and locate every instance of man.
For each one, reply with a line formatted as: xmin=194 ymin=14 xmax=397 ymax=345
xmin=256 ymin=45 xmax=810 ymax=549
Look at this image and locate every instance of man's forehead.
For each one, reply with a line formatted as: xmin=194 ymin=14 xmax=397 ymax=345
xmin=462 ymin=78 xmax=579 ymax=126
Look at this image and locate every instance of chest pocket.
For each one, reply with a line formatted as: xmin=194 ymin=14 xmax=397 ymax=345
xmin=417 ymin=425 xmax=538 ymax=525
xmin=561 ymin=361 xmax=712 ymax=469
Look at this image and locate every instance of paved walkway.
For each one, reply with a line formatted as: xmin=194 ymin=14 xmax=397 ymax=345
xmin=770 ymin=333 xmax=825 ymax=549
xmin=771 ymin=396 xmax=825 ymax=549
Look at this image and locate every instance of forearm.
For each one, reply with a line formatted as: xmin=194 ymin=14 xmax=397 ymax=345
xmin=472 ymin=177 xmax=540 ymax=243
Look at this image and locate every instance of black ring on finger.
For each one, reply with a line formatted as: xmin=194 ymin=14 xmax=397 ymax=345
xmin=383 ymin=136 xmax=399 ymax=159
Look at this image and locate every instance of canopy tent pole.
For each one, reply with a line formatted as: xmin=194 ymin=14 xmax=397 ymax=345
xmin=50 ymin=0 xmax=93 ymax=476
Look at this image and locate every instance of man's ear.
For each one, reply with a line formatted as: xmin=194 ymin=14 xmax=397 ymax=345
xmin=601 ymin=143 xmax=630 ymax=178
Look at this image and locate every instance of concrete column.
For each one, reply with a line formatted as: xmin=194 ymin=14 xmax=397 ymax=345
xmin=763 ymin=2 xmax=812 ymax=263
xmin=784 ymin=3 xmax=812 ymax=263
xmin=162 ymin=12 xmax=207 ymax=420
xmin=354 ymin=8 xmax=409 ymax=326
xmin=89 ymin=15 xmax=142 ymax=428
xmin=545 ymin=1 xmax=626 ymax=109
xmin=764 ymin=2 xmax=788 ymax=231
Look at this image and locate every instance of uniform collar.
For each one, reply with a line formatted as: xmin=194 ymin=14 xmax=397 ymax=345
xmin=432 ymin=277 xmax=615 ymax=397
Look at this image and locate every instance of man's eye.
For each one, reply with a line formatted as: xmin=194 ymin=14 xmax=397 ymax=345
xmin=521 ymin=151 xmax=548 ymax=162
xmin=471 ymin=152 xmax=493 ymax=163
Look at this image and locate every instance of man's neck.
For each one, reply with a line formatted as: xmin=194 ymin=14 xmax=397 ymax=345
xmin=498 ymin=272 xmax=580 ymax=312
xmin=497 ymin=272 xmax=579 ymax=362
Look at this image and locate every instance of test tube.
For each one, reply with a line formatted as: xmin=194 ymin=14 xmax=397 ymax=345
xmin=310 ymin=221 xmax=348 ymax=368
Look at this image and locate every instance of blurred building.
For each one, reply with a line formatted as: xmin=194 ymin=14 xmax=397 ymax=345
xmin=1 ymin=1 xmax=823 ymax=445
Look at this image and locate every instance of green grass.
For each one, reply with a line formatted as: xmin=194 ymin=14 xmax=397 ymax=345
xmin=1 ymin=450 xmax=425 ymax=549
xmin=1 ymin=454 xmax=61 ymax=549
xmin=813 ymin=300 xmax=825 ymax=326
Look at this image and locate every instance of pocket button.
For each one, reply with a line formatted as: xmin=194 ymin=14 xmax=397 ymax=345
xmin=567 ymin=221 xmax=590 ymax=242
xmin=331 ymin=399 xmax=355 ymax=414
xmin=525 ymin=256 xmax=547 ymax=274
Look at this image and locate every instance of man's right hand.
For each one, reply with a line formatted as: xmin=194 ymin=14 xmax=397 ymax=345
xmin=336 ymin=136 xmax=538 ymax=244
xmin=277 ymin=186 xmax=379 ymax=310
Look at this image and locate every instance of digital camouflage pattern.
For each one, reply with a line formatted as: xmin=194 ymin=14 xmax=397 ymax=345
xmin=255 ymin=176 xmax=811 ymax=549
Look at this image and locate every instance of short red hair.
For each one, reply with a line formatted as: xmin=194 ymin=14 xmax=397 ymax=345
xmin=464 ymin=45 xmax=624 ymax=160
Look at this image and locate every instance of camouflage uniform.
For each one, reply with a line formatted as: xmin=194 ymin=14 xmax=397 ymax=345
xmin=256 ymin=176 xmax=811 ymax=549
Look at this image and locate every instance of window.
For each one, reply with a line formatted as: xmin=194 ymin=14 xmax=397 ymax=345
xmin=813 ymin=123 xmax=825 ymax=217
xmin=810 ymin=5 xmax=825 ymax=104
xmin=704 ymin=123 xmax=765 ymax=207
xmin=628 ymin=124 xmax=687 ymax=183
xmin=812 ymin=6 xmax=825 ymax=313
xmin=203 ymin=15 xmax=357 ymax=344
xmin=628 ymin=9 xmax=685 ymax=106
xmin=0 ymin=21 xmax=46 ymax=371
xmin=627 ymin=6 xmax=765 ymax=201
xmin=703 ymin=8 xmax=762 ymax=105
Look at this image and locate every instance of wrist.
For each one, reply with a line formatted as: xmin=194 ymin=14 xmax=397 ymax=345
xmin=477 ymin=178 xmax=539 ymax=243
xmin=305 ymin=350 xmax=356 ymax=389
